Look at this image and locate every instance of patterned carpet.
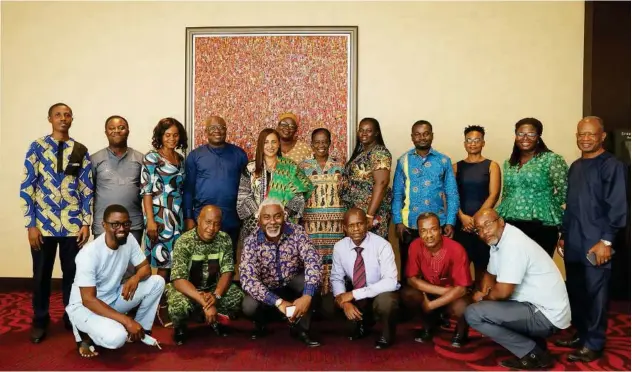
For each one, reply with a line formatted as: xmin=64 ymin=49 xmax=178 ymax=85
xmin=0 ymin=291 xmax=629 ymax=370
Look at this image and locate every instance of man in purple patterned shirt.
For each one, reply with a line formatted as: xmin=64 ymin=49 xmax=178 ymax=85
xmin=240 ymin=198 xmax=322 ymax=347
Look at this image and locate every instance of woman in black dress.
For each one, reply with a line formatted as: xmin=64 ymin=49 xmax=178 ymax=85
xmin=452 ymin=126 xmax=501 ymax=289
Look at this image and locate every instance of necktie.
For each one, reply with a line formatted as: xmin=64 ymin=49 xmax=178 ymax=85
xmin=352 ymin=247 xmax=367 ymax=289
xmin=56 ymin=141 xmax=64 ymax=173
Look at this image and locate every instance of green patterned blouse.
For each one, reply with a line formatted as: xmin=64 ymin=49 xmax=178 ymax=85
xmin=496 ymin=151 xmax=568 ymax=227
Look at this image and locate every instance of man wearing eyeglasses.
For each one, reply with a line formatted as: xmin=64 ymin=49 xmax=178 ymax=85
xmin=277 ymin=112 xmax=312 ymax=165
xmin=392 ymin=120 xmax=459 ymax=284
xmin=66 ymin=204 xmax=165 ymax=358
xmin=464 ymin=208 xmax=570 ymax=370
xmin=183 ymin=116 xmax=248 ymax=253
xmin=20 ymin=103 xmax=93 ymax=343
xmin=91 ymin=116 xmax=144 ymax=244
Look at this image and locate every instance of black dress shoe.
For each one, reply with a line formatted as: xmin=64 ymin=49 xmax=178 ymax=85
xmin=211 ymin=323 xmax=228 ymax=337
xmin=567 ymin=346 xmax=602 ymax=362
xmin=251 ymin=322 xmax=268 ymax=340
xmin=293 ymin=331 xmax=321 ymax=348
xmin=348 ymin=322 xmax=367 ymax=341
xmin=413 ymin=328 xmax=433 ymax=343
xmin=450 ymin=333 xmax=468 ymax=348
xmin=439 ymin=312 xmax=451 ymax=330
xmin=500 ymin=351 xmax=554 ymax=370
xmin=554 ymin=335 xmax=582 ymax=349
xmin=374 ymin=336 xmax=392 ymax=350
xmin=450 ymin=321 xmax=469 ymax=348
xmin=30 ymin=326 xmax=46 ymax=344
xmin=173 ymin=326 xmax=187 ymax=346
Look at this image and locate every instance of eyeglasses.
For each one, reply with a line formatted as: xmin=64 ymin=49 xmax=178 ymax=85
xmin=472 ymin=217 xmax=500 ymax=235
xmin=516 ymin=132 xmax=538 ymax=139
xmin=105 ymin=221 xmax=132 ymax=229
xmin=206 ymin=125 xmax=227 ymax=133
xmin=278 ymin=122 xmax=298 ymax=130
xmin=465 ymin=138 xmax=483 ymax=144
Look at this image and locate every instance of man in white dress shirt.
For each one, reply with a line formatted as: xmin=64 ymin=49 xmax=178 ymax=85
xmin=66 ymin=204 xmax=165 ymax=358
xmin=331 ymin=207 xmax=400 ymax=349
xmin=465 ymin=209 xmax=571 ymax=370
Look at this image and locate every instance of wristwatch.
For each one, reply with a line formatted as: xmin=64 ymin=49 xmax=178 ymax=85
xmin=275 ymin=298 xmax=283 ymax=307
xmin=601 ymin=239 xmax=612 ymax=246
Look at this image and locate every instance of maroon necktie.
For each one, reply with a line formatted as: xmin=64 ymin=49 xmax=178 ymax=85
xmin=352 ymin=247 xmax=367 ymax=289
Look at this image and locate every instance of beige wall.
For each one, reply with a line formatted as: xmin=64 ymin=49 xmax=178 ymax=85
xmin=1 ymin=1 xmax=584 ymax=278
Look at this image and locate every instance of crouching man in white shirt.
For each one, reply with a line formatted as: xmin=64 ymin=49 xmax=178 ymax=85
xmin=66 ymin=204 xmax=165 ymax=358
xmin=465 ymin=208 xmax=571 ymax=370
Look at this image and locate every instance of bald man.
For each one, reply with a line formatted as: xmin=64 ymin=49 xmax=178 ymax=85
xmin=167 ymin=205 xmax=244 ymax=345
xmin=555 ymin=117 xmax=627 ymax=362
xmin=464 ymin=209 xmax=570 ymax=370
xmin=330 ymin=207 xmax=400 ymax=349
xmin=183 ymin=116 xmax=248 ymax=252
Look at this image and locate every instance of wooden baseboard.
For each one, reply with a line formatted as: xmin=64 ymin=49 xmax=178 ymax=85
xmin=0 ymin=278 xmax=62 ymax=292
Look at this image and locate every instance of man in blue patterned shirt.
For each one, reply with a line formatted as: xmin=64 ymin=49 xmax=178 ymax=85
xmin=392 ymin=120 xmax=459 ymax=280
xmin=240 ymin=198 xmax=322 ymax=347
xmin=20 ymin=103 xmax=94 ymax=343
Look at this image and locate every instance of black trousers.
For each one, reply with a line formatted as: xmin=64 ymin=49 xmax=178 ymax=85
xmin=31 ymin=237 xmax=79 ymax=327
xmin=350 ymin=292 xmax=399 ymax=340
xmin=241 ymin=274 xmax=314 ymax=332
xmin=398 ymin=227 xmax=419 ymax=280
xmin=565 ymin=262 xmax=611 ymax=351
xmin=505 ymin=220 xmax=559 ymax=257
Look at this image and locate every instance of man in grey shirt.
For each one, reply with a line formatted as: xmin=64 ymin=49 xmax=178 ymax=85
xmin=465 ymin=208 xmax=571 ymax=370
xmin=92 ymin=116 xmax=144 ymax=244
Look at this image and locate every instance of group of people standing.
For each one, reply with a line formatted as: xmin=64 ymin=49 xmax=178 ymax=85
xmin=19 ymin=102 xmax=627 ymax=369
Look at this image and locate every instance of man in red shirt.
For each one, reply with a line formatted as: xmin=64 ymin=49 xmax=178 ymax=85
xmin=401 ymin=212 xmax=473 ymax=347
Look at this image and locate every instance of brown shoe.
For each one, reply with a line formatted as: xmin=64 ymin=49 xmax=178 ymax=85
xmin=554 ymin=335 xmax=582 ymax=349
xmin=567 ymin=347 xmax=602 ymax=362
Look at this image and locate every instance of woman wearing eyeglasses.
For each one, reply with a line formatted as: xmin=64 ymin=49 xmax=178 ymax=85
xmin=496 ymin=118 xmax=568 ymax=257
xmin=276 ymin=112 xmax=313 ymax=165
xmin=452 ymin=126 xmax=500 ymax=289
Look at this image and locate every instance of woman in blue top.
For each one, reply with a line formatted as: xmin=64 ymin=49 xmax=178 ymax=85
xmin=452 ymin=125 xmax=500 ymax=289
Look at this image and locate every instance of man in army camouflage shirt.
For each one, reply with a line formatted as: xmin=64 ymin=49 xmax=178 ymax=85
xmin=167 ymin=205 xmax=244 ymax=345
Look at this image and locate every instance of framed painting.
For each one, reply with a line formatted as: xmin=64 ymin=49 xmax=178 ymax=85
xmin=185 ymin=26 xmax=358 ymax=161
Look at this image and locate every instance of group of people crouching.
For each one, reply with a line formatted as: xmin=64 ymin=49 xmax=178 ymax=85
xmin=68 ymin=198 xmax=570 ymax=371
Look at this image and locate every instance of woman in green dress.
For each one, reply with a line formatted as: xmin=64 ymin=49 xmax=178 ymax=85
xmin=496 ymin=117 xmax=568 ymax=257
xmin=236 ymin=128 xmax=313 ymax=241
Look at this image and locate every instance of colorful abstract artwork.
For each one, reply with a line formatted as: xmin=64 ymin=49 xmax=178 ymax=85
xmin=185 ymin=27 xmax=358 ymax=161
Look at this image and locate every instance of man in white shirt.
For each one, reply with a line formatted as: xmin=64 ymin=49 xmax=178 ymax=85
xmin=465 ymin=209 xmax=571 ymax=370
xmin=66 ymin=204 xmax=165 ymax=358
xmin=331 ymin=207 xmax=400 ymax=350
